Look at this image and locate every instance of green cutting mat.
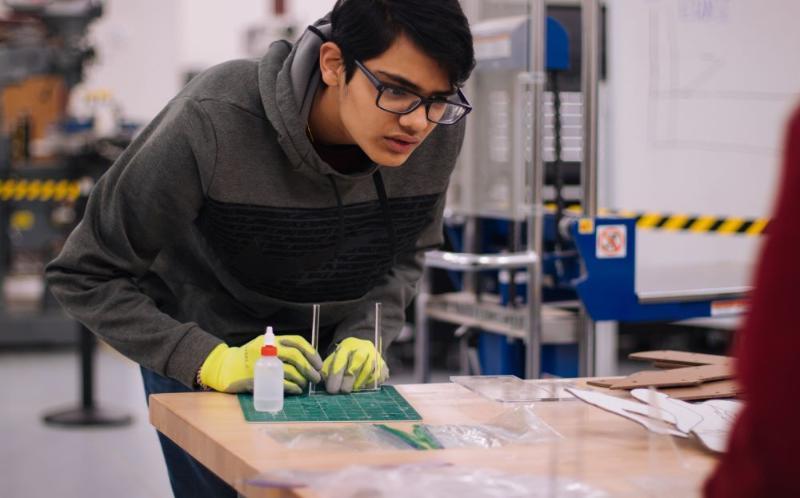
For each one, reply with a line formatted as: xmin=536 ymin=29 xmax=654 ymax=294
xmin=238 ymin=386 xmax=422 ymax=423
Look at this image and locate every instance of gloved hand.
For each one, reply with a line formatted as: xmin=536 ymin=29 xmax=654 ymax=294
xmin=199 ymin=334 xmax=322 ymax=394
xmin=321 ymin=337 xmax=390 ymax=394
xmin=276 ymin=335 xmax=323 ymax=394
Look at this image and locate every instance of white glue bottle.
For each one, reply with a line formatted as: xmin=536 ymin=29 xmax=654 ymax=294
xmin=254 ymin=326 xmax=284 ymax=413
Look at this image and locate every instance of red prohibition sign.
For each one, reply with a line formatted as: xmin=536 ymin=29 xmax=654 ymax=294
xmin=598 ymin=227 xmax=624 ymax=255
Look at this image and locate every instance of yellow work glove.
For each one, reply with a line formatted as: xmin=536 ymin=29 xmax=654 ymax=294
xmin=321 ymin=337 xmax=390 ymax=394
xmin=199 ymin=334 xmax=322 ymax=394
xmin=275 ymin=335 xmax=323 ymax=394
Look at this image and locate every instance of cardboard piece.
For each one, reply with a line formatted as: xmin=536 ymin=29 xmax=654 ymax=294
xmin=652 ymin=361 xmax=699 ymax=369
xmin=586 ymin=377 xmax=618 ymax=388
xmin=1 ymin=75 xmax=66 ymax=139
xmin=656 ymin=379 xmax=741 ymax=401
xmin=587 ymin=351 xmax=739 ymax=400
xmin=609 ymin=363 xmax=732 ymax=390
xmin=629 ymin=350 xmax=732 ymax=367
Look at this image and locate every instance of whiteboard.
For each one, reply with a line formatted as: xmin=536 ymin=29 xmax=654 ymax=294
xmin=605 ymin=0 xmax=800 ymax=216
xmin=604 ymin=0 xmax=800 ymax=274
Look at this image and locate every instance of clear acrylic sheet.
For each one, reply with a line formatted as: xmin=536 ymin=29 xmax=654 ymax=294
xmin=246 ymin=462 xmax=610 ymax=498
xmin=451 ymin=375 xmax=577 ymax=402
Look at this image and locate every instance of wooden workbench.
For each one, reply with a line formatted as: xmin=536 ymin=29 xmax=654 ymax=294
xmin=149 ymin=382 xmax=719 ymax=497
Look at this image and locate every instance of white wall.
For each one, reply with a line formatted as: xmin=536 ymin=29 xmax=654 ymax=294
xmin=177 ymin=0 xmax=266 ymax=72
xmin=287 ymin=0 xmax=335 ymax=29
xmin=82 ymin=0 xmax=182 ymax=123
xmin=81 ymin=0 xmax=334 ymax=124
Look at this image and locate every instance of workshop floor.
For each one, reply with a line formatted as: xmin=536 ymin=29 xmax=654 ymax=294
xmin=0 ymin=344 xmax=451 ymax=498
xmin=2 ymin=346 xmax=172 ymax=498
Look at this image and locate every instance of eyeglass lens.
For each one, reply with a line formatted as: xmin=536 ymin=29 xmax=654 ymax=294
xmin=377 ymin=88 xmax=465 ymax=124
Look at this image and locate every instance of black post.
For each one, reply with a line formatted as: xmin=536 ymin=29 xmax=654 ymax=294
xmin=80 ymin=322 xmax=94 ymax=409
xmin=42 ymin=323 xmax=133 ymax=427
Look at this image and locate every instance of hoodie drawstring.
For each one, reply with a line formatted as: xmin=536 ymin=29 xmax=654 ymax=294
xmin=326 ymin=170 xmax=397 ymax=265
xmin=372 ymin=170 xmax=398 ymax=265
xmin=327 ymin=175 xmax=346 ymax=259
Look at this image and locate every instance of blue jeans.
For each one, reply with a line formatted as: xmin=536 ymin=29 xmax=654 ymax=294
xmin=141 ymin=367 xmax=237 ymax=498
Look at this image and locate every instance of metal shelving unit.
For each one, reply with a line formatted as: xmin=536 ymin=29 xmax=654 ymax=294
xmin=415 ymin=0 xmax=604 ymax=381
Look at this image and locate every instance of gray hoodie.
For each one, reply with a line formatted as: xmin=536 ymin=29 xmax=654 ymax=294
xmin=45 ymin=22 xmax=465 ymax=388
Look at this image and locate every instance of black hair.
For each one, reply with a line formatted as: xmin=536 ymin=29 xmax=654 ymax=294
xmin=330 ymin=0 xmax=475 ymax=88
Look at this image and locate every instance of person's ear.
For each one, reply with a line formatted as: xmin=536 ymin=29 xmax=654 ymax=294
xmin=319 ymin=41 xmax=345 ymax=87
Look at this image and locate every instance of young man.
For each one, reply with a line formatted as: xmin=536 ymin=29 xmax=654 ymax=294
xmin=45 ymin=0 xmax=474 ymax=497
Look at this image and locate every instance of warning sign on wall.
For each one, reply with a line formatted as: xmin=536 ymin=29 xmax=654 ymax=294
xmin=596 ymin=225 xmax=627 ymax=259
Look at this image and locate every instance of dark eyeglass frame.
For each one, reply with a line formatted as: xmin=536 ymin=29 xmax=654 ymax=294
xmin=354 ymin=59 xmax=472 ymax=125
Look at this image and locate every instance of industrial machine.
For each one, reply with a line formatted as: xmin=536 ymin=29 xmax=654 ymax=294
xmin=0 ymin=0 xmax=107 ymax=344
xmin=2 ymin=0 xmax=140 ymax=427
xmin=415 ymin=0 xmax=748 ymax=381
xmin=415 ymin=1 xmax=593 ymax=381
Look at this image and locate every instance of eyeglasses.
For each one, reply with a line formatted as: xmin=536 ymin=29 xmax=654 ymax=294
xmin=354 ymin=60 xmax=472 ymax=125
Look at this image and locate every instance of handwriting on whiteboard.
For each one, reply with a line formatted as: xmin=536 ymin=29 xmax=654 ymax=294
xmin=679 ymin=0 xmax=731 ymax=22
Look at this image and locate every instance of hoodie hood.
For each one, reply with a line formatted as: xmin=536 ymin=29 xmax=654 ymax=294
xmin=257 ymin=16 xmax=378 ymax=180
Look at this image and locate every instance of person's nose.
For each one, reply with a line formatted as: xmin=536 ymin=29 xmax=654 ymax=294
xmin=398 ymin=105 xmax=429 ymax=133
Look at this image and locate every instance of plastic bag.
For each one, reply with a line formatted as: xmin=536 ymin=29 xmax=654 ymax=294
xmin=424 ymin=404 xmax=561 ymax=448
xmin=264 ymin=425 xmax=412 ymax=451
xmin=246 ymin=462 xmax=610 ymax=498
xmin=266 ymin=405 xmax=560 ymax=451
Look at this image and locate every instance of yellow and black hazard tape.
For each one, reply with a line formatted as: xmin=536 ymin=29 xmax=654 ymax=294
xmin=544 ymin=203 xmax=769 ymax=236
xmin=0 ymin=179 xmax=83 ymax=202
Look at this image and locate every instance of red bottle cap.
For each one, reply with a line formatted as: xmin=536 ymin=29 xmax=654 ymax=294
xmin=261 ymin=345 xmax=277 ymax=356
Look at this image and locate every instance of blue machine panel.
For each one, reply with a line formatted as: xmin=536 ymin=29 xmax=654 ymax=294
xmin=570 ymin=217 xmax=744 ymax=322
